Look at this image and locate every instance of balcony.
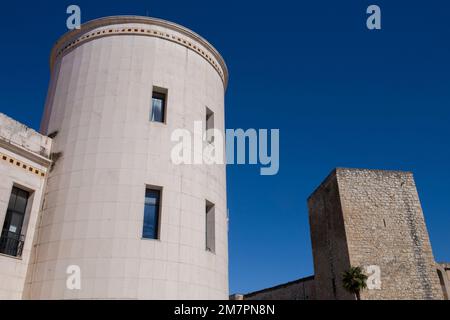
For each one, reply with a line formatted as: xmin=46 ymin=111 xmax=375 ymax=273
xmin=0 ymin=233 xmax=25 ymax=258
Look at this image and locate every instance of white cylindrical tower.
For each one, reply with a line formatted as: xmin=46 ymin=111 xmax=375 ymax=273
xmin=25 ymin=16 xmax=228 ymax=299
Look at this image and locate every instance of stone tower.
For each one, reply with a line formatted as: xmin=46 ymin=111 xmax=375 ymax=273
xmin=24 ymin=16 xmax=228 ymax=299
xmin=308 ymin=168 xmax=443 ymax=300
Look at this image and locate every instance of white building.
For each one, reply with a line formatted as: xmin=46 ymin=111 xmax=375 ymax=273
xmin=0 ymin=16 xmax=228 ymax=299
xmin=0 ymin=114 xmax=52 ymax=299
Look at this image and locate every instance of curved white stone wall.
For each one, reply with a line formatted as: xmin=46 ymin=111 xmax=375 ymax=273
xmin=24 ymin=16 xmax=228 ymax=299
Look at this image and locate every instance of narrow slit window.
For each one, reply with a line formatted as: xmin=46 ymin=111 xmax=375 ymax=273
xmin=206 ymin=200 xmax=215 ymax=253
xmin=143 ymin=188 xmax=161 ymax=239
xmin=206 ymin=107 xmax=214 ymax=144
xmin=151 ymin=88 xmax=167 ymax=123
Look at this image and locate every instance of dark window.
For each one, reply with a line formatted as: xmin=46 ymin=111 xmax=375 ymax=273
xmin=151 ymin=91 xmax=166 ymax=123
xmin=0 ymin=186 xmax=29 ymax=257
xmin=206 ymin=107 xmax=214 ymax=144
xmin=142 ymin=188 xmax=161 ymax=239
xmin=206 ymin=201 xmax=215 ymax=253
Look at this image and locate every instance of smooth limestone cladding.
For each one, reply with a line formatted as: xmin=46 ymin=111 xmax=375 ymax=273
xmin=308 ymin=168 xmax=443 ymax=300
xmin=0 ymin=113 xmax=52 ymax=299
xmin=24 ymin=16 xmax=228 ymax=299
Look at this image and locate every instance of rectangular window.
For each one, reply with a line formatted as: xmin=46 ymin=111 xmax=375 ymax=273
xmin=206 ymin=107 xmax=214 ymax=144
xmin=151 ymin=88 xmax=167 ymax=123
xmin=206 ymin=200 xmax=215 ymax=253
xmin=0 ymin=186 xmax=30 ymax=257
xmin=142 ymin=188 xmax=161 ymax=239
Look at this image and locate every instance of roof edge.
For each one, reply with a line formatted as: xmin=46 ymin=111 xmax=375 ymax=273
xmin=243 ymin=275 xmax=315 ymax=298
xmin=50 ymin=15 xmax=229 ymax=89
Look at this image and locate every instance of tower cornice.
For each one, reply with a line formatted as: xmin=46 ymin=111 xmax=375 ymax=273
xmin=50 ymin=16 xmax=229 ymax=89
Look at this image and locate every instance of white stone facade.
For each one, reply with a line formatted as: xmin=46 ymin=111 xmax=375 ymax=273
xmin=0 ymin=16 xmax=228 ymax=299
xmin=0 ymin=113 xmax=52 ymax=299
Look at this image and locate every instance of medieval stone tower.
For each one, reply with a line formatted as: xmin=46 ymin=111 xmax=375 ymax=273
xmin=308 ymin=168 xmax=443 ymax=300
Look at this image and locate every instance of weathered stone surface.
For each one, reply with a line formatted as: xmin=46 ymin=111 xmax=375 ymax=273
xmin=437 ymin=263 xmax=450 ymax=300
xmin=308 ymin=168 xmax=444 ymax=300
xmin=0 ymin=113 xmax=52 ymax=159
xmin=242 ymin=276 xmax=315 ymax=300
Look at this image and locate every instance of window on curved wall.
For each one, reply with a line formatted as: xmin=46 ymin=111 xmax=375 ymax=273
xmin=143 ymin=188 xmax=161 ymax=240
xmin=206 ymin=107 xmax=214 ymax=144
xmin=151 ymin=87 xmax=167 ymax=123
xmin=0 ymin=186 xmax=30 ymax=257
xmin=205 ymin=200 xmax=215 ymax=253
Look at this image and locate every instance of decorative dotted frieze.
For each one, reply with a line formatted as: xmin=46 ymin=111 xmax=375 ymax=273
xmin=0 ymin=152 xmax=46 ymax=178
xmin=54 ymin=26 xmax=226 ymax=86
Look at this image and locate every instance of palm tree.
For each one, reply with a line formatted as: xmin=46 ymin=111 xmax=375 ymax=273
xmin=342 ymin=266 xmax=368 ymax=300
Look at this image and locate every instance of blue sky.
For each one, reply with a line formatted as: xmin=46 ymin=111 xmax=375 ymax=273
xmin=1 ymin=0 xmax=449 ymax=294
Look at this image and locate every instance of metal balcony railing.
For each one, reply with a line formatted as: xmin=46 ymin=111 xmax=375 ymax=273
xmin=0 ymin=233 xmax=25 ymax=258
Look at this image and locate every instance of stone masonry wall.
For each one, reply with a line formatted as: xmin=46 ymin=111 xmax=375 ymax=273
xmin=335 ymin=168 xmax=442 ymax=300
xmin=244 ymin=276 xmax=316 ymax=300
xmin=437 ymin=263 xmax=450 ymax=300
xmin=308 ymin=171 xmax=354 ymax=300
xmin=237 ymin=168 xmax=445 ymax=300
